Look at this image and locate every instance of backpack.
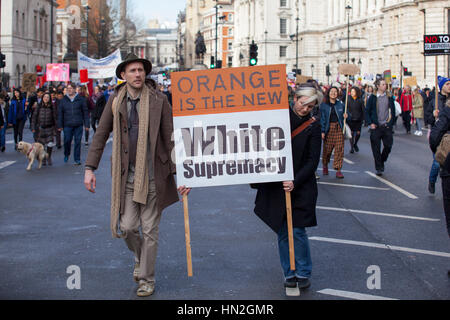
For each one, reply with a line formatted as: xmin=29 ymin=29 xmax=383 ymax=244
xmin=435 ymin=133 xmax=450 ymax=166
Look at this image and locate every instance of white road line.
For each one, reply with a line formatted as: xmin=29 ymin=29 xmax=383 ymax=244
xmin=309 ymin=236 xmax=450 ymax=258
xmin=365 ymin=171 xmax=418 ymax=199
xmin=343 ymin=158 xmax=355 ymax=165
xmin=6 ymin=140 xmax=14 ymax=144
xmin=317 ymin=289 xmax=398 ymax=300
xmin=318 ymin=181 xmax=389 ymax=191
xmin=317 ymin=206 xmax=440 ymax=222
xmin=106 ymin=137 xmax=113 ymax=144
xmin=0 ymin=161 xmax=16 ymax=170
xmin=317 ymin=168 xmax=360 ymax=174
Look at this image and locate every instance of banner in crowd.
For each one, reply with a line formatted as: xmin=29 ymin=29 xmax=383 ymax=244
xmin=22 ymin=73 xmax=37 ymax=93
xmin=424 ymin=34 xmax=450 ymax=56
xmin=46 ymin=64 xmax=70 ymax=82
xmin=171 ymin=64 xmax=294 ymax=188
xmin=77 ymin=49 xmax=122 ymax=79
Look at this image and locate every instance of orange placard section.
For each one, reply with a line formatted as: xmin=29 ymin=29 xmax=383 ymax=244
xmin=172 ymin=64 xmax=288 ymax=117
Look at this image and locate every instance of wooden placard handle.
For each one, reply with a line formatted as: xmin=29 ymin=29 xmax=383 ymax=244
xmin=285 ymin=191 xmax=295 ymax=271
xmin=183 ymin=194 xmax=193 ymax=277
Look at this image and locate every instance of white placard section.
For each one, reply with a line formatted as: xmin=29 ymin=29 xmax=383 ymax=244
xmin=173 ymin=110 xmax=294 ymax=188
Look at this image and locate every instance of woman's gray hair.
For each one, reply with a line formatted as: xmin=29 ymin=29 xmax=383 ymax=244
xmin=295 ymin=85 xmax=324 ymax=106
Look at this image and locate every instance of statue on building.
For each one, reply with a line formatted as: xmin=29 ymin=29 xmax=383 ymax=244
xmin=195 ymin=31 xmax=206 ymax=60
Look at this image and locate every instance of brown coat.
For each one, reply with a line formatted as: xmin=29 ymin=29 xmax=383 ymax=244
xmin=85 ymin=80 xmax=179 ymax=236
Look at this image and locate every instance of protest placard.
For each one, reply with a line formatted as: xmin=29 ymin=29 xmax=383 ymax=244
xmin=172 ymin=64 xmax=294 ymax=188
xmin=46 ymin=64 xmax=70 ymax=82
xmin=22 ymin=73 xmax=37 ymax=93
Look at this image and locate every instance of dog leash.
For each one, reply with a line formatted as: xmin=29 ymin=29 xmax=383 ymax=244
xmin=27 ymin=143 xmax=35 ymax=157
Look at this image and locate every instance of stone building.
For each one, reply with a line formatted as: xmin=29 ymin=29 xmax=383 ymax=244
xmin=233 ymin=0 xmax=450 ymax=87
xmin=0 ymin=0 xmax=57 ymax=88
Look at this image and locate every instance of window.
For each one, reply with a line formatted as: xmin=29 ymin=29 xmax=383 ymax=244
xmin=280 ymin=0 xmax=287 ymax=7
xmin=228 ymin=41 xmax=233 ymax=51
xmin=228 ymin=28 xmax=233 ymax=36
xmin=228 ymin=13 xmax=233 ymax=22
xmin=15 ymin=11 xmax=19 ymax=35
xmin=280 ymin=46 xmax=287 ymax=57
xmin=280 ymin=18 xmax=287 ymax=35
xmin=22 ymin=13 xmax=25 ymax=37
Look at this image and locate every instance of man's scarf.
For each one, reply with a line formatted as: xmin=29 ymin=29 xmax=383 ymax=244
xmin=110 ymin=84 xmax=150 ymax=238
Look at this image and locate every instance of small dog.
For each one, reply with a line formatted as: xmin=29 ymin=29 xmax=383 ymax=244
xmin=17 ymin=141 xmax=48 ymax=171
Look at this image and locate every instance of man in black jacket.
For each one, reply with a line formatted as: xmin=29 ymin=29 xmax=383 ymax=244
xmin=57 ymin=83 xmax=90 ymax=165
xmin=425 ymin=77 xmax=450 ymax=193
xmin=429 ymin=100 xmax=450 ymax=246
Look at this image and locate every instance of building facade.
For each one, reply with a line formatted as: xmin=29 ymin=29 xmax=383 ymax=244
xmin=233 ymin=0 xmax=450 ymax=87
xmin=127 ymin=27 xmax=178 ymax=70
xmin=0 ymin=0 xmax=57 ymax=88
xmin=200 ymin=2 xmax=235 ymax=68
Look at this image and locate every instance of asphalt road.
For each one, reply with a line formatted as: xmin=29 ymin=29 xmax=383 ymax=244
xmin=0 ymin=121 xmax=449 ymax=300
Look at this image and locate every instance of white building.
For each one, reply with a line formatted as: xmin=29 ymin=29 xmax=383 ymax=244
xmin=0 ymin=0 xmax=57 ymax=88
xmin=233 ymin=0 xmax=450 ymax=87
xmin=128 ymin=27 xmax=178 ymax=70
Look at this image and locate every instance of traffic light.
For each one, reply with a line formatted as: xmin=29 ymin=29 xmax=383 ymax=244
xmin=326 ymin=64 xmax=331 ymax=76
xmin=0 ymin=53 xmax=5 ymax=69
xmin=210 ymin=56 xmax=215 ymax=69
xmin=216 ymin=60 xmax=222 ymax=69
xmin=249 ymin=41 xmax=258 ymax=66
xmin=403 ymin=67 xmax=412 ymax=76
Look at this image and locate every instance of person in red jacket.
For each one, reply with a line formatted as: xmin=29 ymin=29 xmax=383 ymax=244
xmin=399 ymin=85 xmax=413 ymax=134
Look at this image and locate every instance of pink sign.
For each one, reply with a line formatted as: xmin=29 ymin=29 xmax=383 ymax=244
xmin=46 ymin=63 xmax=70 ymax=82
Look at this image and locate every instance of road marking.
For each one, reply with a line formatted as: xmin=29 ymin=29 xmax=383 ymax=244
xmin=317 ymin=289 xmax=398 ymax=300
xmin=106 ymin=137 xmax=113 ymax=144
xmin=6 ymin=140 xmax=14 ymax=144
xmin=317 ymin=168 xmax=359 ymax=174
xmin=365 ymin=171 xmax=418 ymax=199
xmin=0 ymin=161 xmax=16 ymax=170
xmin=318 ymin=182 xmax=389 ymax=191
xmin=309 ymin=236 xmax=450 ymax=258
xmin=343 ymin=158 xmax=355 ymax=165
xmin=317 ymin=206 xmax=440 ymax=222
xmin=320 ymin=157 xmax=354 ymax=165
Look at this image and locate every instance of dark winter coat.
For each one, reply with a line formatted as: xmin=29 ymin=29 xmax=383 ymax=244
xmin=8 ymin=98 xmax=27 ymax=125
xmin=347 ymin=97 xmax=365 ymax=122
xmin=365 ymin=94 xmax=396 ymax=128
xmin=92 ymin=94 xmax=107 ymax=121
xmin=32 ymin=102 xmax=58 ymax=145
xmin=425 ymin=92 xmax=447 ymax=127
xmin=57 ymin=94 xmax=90 ymax=129
xmin=253 ymin=108 xmax=322 ymax=233
xmin=429 ymin=105 xmax=450 ymax=177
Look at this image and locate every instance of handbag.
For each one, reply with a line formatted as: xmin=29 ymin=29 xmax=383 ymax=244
xmin=343 ymin=122 xmax=352 ymax=140
xmin=394 ymin=101 xmax=402 ymax=117
xmin=436 ymin=133 xmax=450 ymax=166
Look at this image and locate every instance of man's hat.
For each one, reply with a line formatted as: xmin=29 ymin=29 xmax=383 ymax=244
xmin=116 ymin=53 xmax=152 ymax=80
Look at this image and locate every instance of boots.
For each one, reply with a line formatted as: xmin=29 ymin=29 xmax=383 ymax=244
xmin=47 ymin=147 xmax=53 ymax=166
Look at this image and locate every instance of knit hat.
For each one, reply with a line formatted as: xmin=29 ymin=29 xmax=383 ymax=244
xmin=438 ymin=76 xmax=450 ymax=92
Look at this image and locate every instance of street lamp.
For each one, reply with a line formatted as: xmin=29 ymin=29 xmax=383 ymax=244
xmin=264 ymin=30 xmax=268 ymax=65
xmin=83 ymin=4 xmax=91 ymax=56
xmin=214 ymin=1 xmax=223 ymax=69
xmin=345 ymin=4 xmax=352 ymax=65
xmin=290 ymin=17 xmax=300 ymax=75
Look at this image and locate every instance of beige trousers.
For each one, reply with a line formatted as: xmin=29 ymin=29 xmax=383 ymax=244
xmin=120 ymin=179 xmax=161 ymax=284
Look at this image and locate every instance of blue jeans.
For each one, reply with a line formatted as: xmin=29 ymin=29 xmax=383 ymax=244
xmin=430 ymin=154 xmax=440 ymax=184
xmin=63 ymin=126 xmax=83 ymax=162
xmin=0 ymin=125 xmax=6 ymax=148
xmin=277 ymin=222 xmax=312 ymax=280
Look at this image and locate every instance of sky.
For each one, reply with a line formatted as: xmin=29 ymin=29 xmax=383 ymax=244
xmin=128 ymin=0 xmax=186 ymax=29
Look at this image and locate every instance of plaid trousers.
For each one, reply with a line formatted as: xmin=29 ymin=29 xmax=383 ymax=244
xmin=322 ymin=122 xmax=345 ymax=170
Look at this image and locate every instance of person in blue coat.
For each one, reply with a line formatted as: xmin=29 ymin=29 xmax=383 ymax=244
xmin=8 ymin=89 xmax=28 ymax=150
xmin=319 ymin=86 xmax=349 ymax=179
xmin=57 ymin=83 xmax=90 ymax=165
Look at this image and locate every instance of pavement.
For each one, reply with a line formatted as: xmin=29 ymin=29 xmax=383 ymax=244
xmin=0 ymin=122 xmax=449 ymax=300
